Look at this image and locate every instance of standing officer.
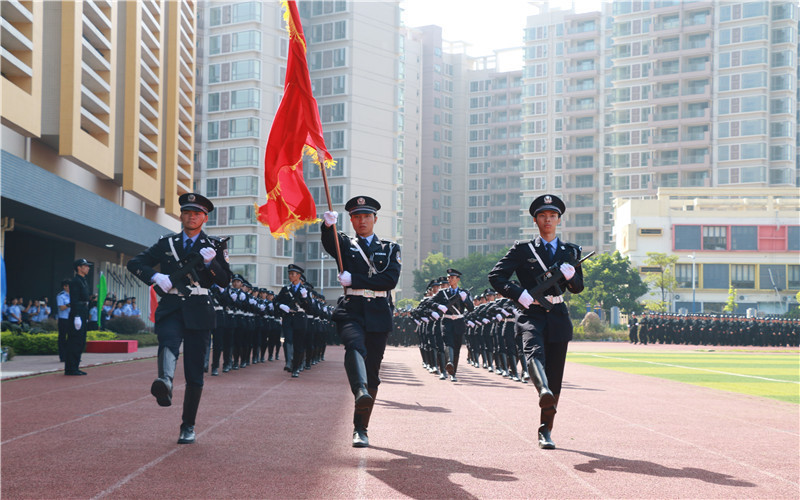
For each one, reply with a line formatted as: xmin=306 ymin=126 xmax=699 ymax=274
xmin=321 ymin=196 xmax=401 ymax=448
xmin=56 ymin=280 xmax=71 ymax=362
xmin=431 ymin=268 xmax=474 ymax=381
xmin=64 ymin=259 xmax=91 ymax=375
xmin=489 ymin=194 xmax=584 ymax=450
xmin=127 ymin=193 xmax=231 ymax=444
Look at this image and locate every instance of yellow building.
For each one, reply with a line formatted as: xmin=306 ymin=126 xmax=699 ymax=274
xmin=1 ymin=1 xmax=196 ymax=316
xmin=614 ymin=188 xmax=799 ymax=315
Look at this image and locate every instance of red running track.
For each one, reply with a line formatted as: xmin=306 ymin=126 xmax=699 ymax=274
xmin=1 ymin=344 xmax=798 ymax=499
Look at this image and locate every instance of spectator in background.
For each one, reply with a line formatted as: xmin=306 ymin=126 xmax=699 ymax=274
xmin=112 ymin=300 xmax=125 ymax=318
xmin=57 ymin=280 xmax=71 ymax=362
xmin=2 ymin=297 xmax=9 ymax=322
xmin=101 ymin=297 xmax=113 ymax=326
xmin=7 ymin=297 xmax=22 ymax=325
xmin=130 ymin=297 xmax=141 ymax=317
xmin=122 ymin=297 xmax=133 ymax=316
xmin=20 ymin=297 xmax=33 ymax=324
xmin=36 ymin=298 xmax=51 ymax=323
xmin=87 ymin=295 xmax=99 ymax=331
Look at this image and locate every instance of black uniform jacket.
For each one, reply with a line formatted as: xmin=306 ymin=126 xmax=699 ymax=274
xmin=68 ymin=274 xmax=91 ymax=321
xmin=488 ymin=237 xmax=584 ymax=317
xmin=127 ymin=231 xmax=231 ymax=327
xmin=276 ymin=283 xmax=311 ymax=314
xmin=321 ymin=223 xmax=401 ymax=333
xmin=431 ymin=287 xmax=475 ymax=316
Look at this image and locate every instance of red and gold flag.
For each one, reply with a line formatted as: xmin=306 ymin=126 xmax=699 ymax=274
xmin=257 ymin=0 xmax=335 ymax=239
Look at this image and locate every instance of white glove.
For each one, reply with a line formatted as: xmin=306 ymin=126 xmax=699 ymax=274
xmin=152 ymin=273 xmax=173 ymax=293
xmin=279 ymin=304 xmax=291 ymax=313
xmin=421 ymin=317 xmax=429 ymax=323
xmin=74 ymin=317 xmax=82 ymax=330
xmin=518 ymin=290 xmax=535 ymax=309
xmin=239 ymin=291 xmax=246 ymax=301
xmin=268 ymin=303 xmax=274 ymax=311
xmin=229 ymin=289 xmax=237 ymax=297
xmin=338 ymin=271 xmax=352 ymax=287
xmin=249 ymin=298 xmax=256 ymax=305
xmin=199 ymin=247 xmax=216 ymax=264
xmin=437 ymin=304 xmax=448 ymax=313
xmin=414 ymin=319 xmax=421 ymax=326
xmin=259 ymin=303 xmax=266 ymax=311
xmin=481 ymin=318 xmax=490 ymax=324
xmin=495 ymin=313 xmax=503 ymax=321
xmin=431 ymin=312 xmax=440 ymax=319
xmin=323 ymin=210 xmax=339 ymax=227
xmin=300 ymin=287 xmax=308 ymax=298
xmin=560 ymin=263 xmax=576 ymax=281
xmin=501 ymin=309 xmax=512 ymax=317
xmin=460 ymin=291 xmax=468 ymax=301
xmin=467 ymin=321 xmax=475 ymax=328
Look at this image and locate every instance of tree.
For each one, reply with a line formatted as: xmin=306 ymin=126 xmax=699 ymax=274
xmin=642 ymin=252 xmax=679 ymax=312
xmin=569 ymin=250 xmax=648 ymax=317
xmin=723 ymin=286 xmax=737 ymax=313
xmin=395 ymin=298 xmax=419 ymax=310
xmin=412 ymin=249 xmax=510 ymax=297
xmin=412 ymin=253 xmax=451 ymax=295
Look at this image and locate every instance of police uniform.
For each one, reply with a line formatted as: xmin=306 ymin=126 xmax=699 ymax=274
xmin=276 ymin=264 xmax=311 ymax=377
xmin=65 ymin=259 xmax=91 ymax=375
xmin=127 ymin=193 xmax=231 ymax=444
xmin=431 ymin=269 xmax=474 ymax=381
xmin=56 ymin=281 xmax=71 ymax=362
xmin=321 ymin=196 xmax=401 ymax=448
xmin=489 ymin=194 xmax=584 ymax=450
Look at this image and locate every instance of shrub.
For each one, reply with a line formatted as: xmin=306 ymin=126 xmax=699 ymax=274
xmin=104 ymin=316 xmax=147 ymax=336
xmin=581 ymin=312 xmax=604 ymax=335
xmin=4 ymin=345 xmax=15 ymax=360
xmin=35 ymin=318 xmax=59 ymax=332
xmin=0 ymin=331 xmax=116 ymax=355
xmin=115 ymin=332 xmax=159 ymax=347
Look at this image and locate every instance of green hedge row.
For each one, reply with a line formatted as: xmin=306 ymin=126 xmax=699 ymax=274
xmin=1 ymin=330 xmax=115 ymax=355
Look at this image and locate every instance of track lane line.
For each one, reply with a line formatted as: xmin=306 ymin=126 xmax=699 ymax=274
xmin=91 ymin=378 xmax=290 ymax=499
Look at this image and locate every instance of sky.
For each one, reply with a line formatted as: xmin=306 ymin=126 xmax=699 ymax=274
xmin=400 ymin=0 xmax=600 ymax=68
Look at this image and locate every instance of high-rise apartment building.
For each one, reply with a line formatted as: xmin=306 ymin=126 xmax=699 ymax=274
xmin=1 ymin=0 xmax=196 ymax=314
xmin=195 ymin=1 xmax=417 ymax=298
xmin=522 ymin=1 xmax=799 ymax=253
xmin=466 ymin=56 xmax=524 ymax=255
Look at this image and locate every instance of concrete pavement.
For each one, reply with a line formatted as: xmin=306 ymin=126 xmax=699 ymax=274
xmin=0 ymin=345 xmax=159 ymax=380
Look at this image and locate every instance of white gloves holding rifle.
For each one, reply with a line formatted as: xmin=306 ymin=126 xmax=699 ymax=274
xmin=518 ymin=290 xmax=535 ymax=309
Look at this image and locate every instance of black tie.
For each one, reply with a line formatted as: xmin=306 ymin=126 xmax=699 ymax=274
xmin=359 ymin=237 xmax=369 ymax=252
xmin=185 ymin=238 xmax=193 ymax=252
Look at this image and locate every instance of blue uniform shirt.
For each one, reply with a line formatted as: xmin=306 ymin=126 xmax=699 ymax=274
xmin=57 ymin=291 xmax=70 ymax=319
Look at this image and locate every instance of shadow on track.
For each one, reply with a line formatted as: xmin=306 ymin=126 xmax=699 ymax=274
xmin=563 ymin=449 xmax=757 ymax=487
xmin=376 ymin=399 xmax=452 ymax=414
xmin=367 ymin=446 xmax=517 ymax=499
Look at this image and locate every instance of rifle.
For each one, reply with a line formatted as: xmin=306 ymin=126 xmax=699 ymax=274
xmin=445 ymin=286 xmax=473 ymax=315
xmin=155 ymin=237 xmax=230 ymax=298
xmin=527 ymin=251 xmax=595 ymax=311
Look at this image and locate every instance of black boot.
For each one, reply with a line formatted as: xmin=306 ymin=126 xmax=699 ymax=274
xmin=538 ymin=393 xmax=559 ymax=449
xmin=438 ymin=352 xmax=447 ymax=380
xmin=178 ymin=385 xmax=203 ymax=444
xmin=344 ymin=350 xmax=373 ymax=410
xmin=151 ymin=348 xmax=177 ymax=407
xmin=445 ymin=347 xmax=455 ymax=376
xmin=527 ymin=358 xmax=556 ymax=408
xmin=284 ymin=343 xmax=294 ymax=372
xmin=353 ymin=388 xmax=377 ymax=448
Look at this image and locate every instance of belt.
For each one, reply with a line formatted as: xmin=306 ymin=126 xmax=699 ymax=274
xmin=533 ymin=295 xmax=564 ymax=305
xmin=345 ymin=288 xmax=387 ymax=298
xmin=503 ymin=318 xmax=515 ymax=322
xmin=443 ymin=314 xmax=463 ymax=320
xmin=213 ymin=306 xmax=223 ymax=311
xmin=168 ymin=287 xmax=209 ymax=296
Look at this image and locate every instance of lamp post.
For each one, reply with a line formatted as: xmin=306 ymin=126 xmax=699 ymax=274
xmin=320 ymin=251 xmax=326 ymax=294
xmin=689 ymin=253 xmax=696 ymax=314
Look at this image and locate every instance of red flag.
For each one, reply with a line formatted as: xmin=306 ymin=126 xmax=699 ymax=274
xmin=149 ymin=285 xmax=157 ymax=323
xmin=257 ymin=0 xmax=334 ymax=239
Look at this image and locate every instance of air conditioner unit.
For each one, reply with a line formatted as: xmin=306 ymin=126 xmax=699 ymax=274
xmin=739 ymin=295 xmax=746 ymax=301
xmin=674 ymin=295 xmax=680 ymax=300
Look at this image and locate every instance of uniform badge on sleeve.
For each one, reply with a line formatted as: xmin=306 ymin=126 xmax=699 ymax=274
xmin=395 ymin=250 xmax=402 ymax=264
xmin=223 ymin=249 xmax=230 ymax=263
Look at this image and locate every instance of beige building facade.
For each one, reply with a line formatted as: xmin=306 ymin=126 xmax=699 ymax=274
xmin=614 ymin=188 xmax=799 ymax=315
xmin=1 ymin=0 xmax=196 ymax=318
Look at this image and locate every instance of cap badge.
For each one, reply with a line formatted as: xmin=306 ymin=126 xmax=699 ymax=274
xmin=188 ymin=194 xmax=196 ymax=202
xmin=357 ymin=197 xmax=365 ymax=205
xmin=544 ymin=195 xmax=552 ymax=204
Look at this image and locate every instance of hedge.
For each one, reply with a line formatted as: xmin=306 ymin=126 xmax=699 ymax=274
xmin=0 ymin=330 xmax=116 ymax=355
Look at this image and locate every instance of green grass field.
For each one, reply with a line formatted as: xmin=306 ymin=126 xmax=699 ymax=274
xmin=567 ymin=351 xmax=800 ymax=404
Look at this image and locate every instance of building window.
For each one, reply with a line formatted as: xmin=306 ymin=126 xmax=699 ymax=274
xmin=759 ymin=265 xmax=786 ymax=290
xmin=730 ymin=264 xmax=756 ymax=289
xmin=231 ymin=264 xmax=257 ymax=285
xmin=788 ymin=265 xmax=800 ymax=290
xmin=702 ymin=226 xmax=727 ymax=250
xmin=674 ymin=225 xmax=701 ymax=250
xmin=703 ymin=264 xmax=729 ymax=289
xmin=275 ymin=237 xmax=293 ymax=258
xmin=228 ymin=235 xmax=257 ymax=255
xmin=730 ymin=226 xmax=758 ymax=250
xmin=675 ymin=264 xmax=697 ymax=288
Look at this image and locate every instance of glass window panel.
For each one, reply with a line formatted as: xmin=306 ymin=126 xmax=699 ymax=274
xmin=759 ymin=265 xmax=786 ymax=290
xmin=675 ymin=225 xmax=701 ymax=250
xmin=730 ymin=226 xmax=758 ymax=250
xmin=703 ymin=264 xmax=729 ymax=289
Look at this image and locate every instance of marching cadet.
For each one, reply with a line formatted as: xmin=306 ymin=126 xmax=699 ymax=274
xmin=321 ymin=196 xmax=401 ymax=448
xmin=264 ymin=290 xmax=282 ymax=361
xmin=276 ymin=264 xmax=311 ymax=377
xmin=127 ymin=193 xmax=231 ymax=444
xmin=489 ymin=194 xmax=584 ymax=450
xmin=208 ymin=284 xmax=226 ymax=376
xmin=431 ymin=269 xmax=474 ymax=382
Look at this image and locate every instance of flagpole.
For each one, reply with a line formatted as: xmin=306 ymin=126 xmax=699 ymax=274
xmin=319 ymin=163 xmax=346 ymax=286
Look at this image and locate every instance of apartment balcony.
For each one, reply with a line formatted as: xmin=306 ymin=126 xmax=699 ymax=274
xmin=564 ymin=25 xmax=599 ymax=39
xmin=649 ymin=154 xmax=709 ymax=170
xmin=566 ymin=64 xmax=599 ymax=79
xmin=652 ymin=88 xmax=680 ymax=102
xmin=680 ymin=37 xmax=711 ymax=56
xmin=649 ymin=130 xmax=710 ymax=149
xmin=565 ymin=45 xmax=600 ymax=60
xmin=565 ymin=83 xmax=598 ymax=97
xmin=682 ymin=15 xmax=712 ymax=33
xmin=653 ymin=19 xmax=681 ymax=36
xmin=564 ymin=142 xmax=598 ymax=154
xmin=564 ymin=162 xmax=597 ymax=175
xmin=681 ymin=85 xmax=711 ymax=101
xmin=563 ymin=182 xmax=597 ymax=194
xmin=651 ymin=65 xmax=681 ymax=82
xmin=565 ymin=102 xmax=599 ymax=116
xmin=568 ymin=202 xmax=598 ymax=213
xmin=563 ymin=123 xmax=596 ymax=136
xmin=649 ymin=106 xmax=709 ymax=126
